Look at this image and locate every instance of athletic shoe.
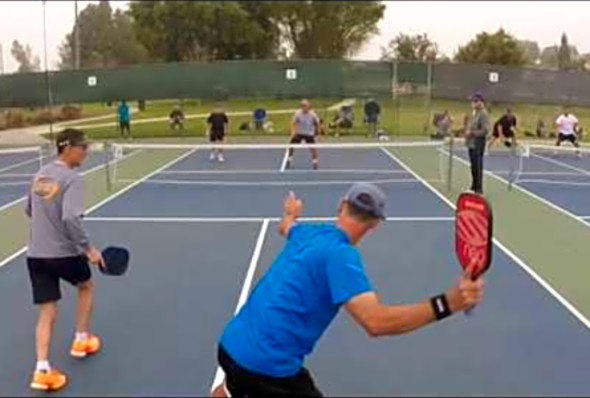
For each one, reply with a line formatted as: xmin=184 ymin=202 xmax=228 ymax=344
xmin=312 ymin=162 xmax=318 ymax=170
xmin=218 ymin=153 xmax=225 ymax=163
xmin=209 ymin=152 xmax=216 ymax=161
xmin=30 ymin=368 xmax=67 ymax=391
xmin=70 ymin=334 xmax=101 ymax=358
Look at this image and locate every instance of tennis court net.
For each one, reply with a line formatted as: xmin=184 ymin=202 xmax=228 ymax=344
xmin=0 ymin=146 xmax=47 ymax=188
xmin=108 ymin=141 xmax=454 ymax=191
xmin=511 ymin=144 xmax=590 ymax=188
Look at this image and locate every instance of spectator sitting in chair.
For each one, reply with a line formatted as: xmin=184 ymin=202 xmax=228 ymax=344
xmin=329 ymin=105 xmax=354 ymax=136
xmin=253 ymin=108 xmax=267 ymax=131
xmin=431 ymin=110 xmax=453 ymax=139
xmin=169 ymin=106 xmax=185 ymax=132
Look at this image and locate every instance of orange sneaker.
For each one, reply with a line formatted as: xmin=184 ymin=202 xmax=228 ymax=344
xmin=30 ymin=368 xmax=67 ymax=391
xmin=70 ymin=334 xmax=101 ymax=358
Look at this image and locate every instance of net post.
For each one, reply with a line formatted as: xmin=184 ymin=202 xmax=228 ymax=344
xmin=422 ymin=62 xmax=433 ymax=136
xmin=446 ymin=135 xmax=454 ymax=193
xmin=392 ymin=60 xmax=399 ymax=139
xmin=104 ymin=142 xmax=112 ymax=192
xmin=38 ymin=145 xmax=44 ymax=170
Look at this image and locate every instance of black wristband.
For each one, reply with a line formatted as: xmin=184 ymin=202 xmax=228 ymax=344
xmin=430 ymin=294 xmax=452 ymax=321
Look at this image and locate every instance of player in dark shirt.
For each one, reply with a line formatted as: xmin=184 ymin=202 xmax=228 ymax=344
xmin=207 ymin=105 xmax=229 ymax=163
xmin=488 ymin=108 xmax=517 ymax=150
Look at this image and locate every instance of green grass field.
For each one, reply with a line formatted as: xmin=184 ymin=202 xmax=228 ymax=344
xmin=31 ymin=96 xmax=590 ymax=143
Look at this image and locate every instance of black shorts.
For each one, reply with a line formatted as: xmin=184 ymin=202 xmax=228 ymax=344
xmin=210 ymin=130 xmax=225 ymax=142
xmin=27 ymin=256 xmax=92 ymax=305
xmin=558 ymin=133 xmax=577 ymax=143
xmin=290 ymin=134 xmax=316 ymax=144
xmin=120 ymin=121 xmax=130 ymax=131
xmin=492 ymin=124 xmax=514 ymax=139
xmin=218 ymin=345 xmax=323 ymax=397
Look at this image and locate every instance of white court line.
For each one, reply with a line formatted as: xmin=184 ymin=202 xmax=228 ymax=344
xmin=531 ymin=153 xmax=590 ymax=178
xmin=0 ymin=155 xmax=42 ymax=175
xmin=84 ymin=216 xmax=454 ymax=223
xmin=428 ymin=148 xmax=590 ymax=331
xmin=0 ymin=173 xmax=36 ymax=178
xmin=210 ymin=219 xmax=270 ymax=393
xmin=280 ymin=148 xmax=289 ymax=172
xmin=0 ymin=148 xmax=191 ymax=269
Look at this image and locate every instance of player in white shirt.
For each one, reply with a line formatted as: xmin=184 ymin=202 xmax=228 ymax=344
xmin=554 ymin=108 xmax=581 ymax=157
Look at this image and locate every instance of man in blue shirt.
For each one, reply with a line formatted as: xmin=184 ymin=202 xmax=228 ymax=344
xmin=213 ymin=183 xmax=485 ymax=397
xmin=117 ymin=100 xmax=131 ymax=139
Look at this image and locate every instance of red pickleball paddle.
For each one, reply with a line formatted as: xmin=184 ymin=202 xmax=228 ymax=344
xmin=455 ymin=192 xmax=493 ymax=315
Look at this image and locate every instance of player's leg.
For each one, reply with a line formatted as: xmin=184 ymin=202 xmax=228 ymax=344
xmin=217 ymin=134 xmax=225 ymax=163
xmin=27 ymin=259 xmax=67 ymax=391
xmin=56 ymin=257 xmax=100 ymax=358
xmin=307 ymin=136 xmax=318 ymax=170
xmin=286 ymin=135 xmax=302 ymax=170
xmin=209 ymin=130 xmax=217 ymax=161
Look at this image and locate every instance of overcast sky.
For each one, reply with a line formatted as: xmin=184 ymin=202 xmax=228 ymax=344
xmin=1 ymin=1 xmax=590 ymax=73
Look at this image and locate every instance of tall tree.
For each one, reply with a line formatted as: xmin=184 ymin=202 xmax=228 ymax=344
xmin=517 ymin=40 xmax=540 ymax=65
xmin=540 ymin=43 xmax=578 ymax=69
xmin=58 ymin=0 xmax=148 ymax=69
xmin=558 ymin=33 xmax=573 ymax=70
xmin=129 ymin=1 xmax=280 ymax=62
xmin=10 ymin=40 xmax=40 ymax=73
xmin=273 ymin=1 xmax=385 ymax=59
xmin=380 ymin=33 xmax=438 ymax=62
xmin=454 ymin=29 xmax=527 ymax=66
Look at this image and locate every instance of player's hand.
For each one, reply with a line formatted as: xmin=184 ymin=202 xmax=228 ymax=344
xmin=445 ymin=271 xmax=484 ymax=313
xmin=283 ymin=191 xmax=303 ymax=218
xmin=85 ymin=246 xmax=105 ymax=268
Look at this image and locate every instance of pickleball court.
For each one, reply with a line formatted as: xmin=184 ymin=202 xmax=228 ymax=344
xmin=1 ymin=143 xmax=590 ymax=396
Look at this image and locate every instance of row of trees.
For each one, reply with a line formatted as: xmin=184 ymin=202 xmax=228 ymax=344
xmin=381 ymin=30 xmax=590 ymax=70
xmin=9 ymin=1 xmax=590 ymax=73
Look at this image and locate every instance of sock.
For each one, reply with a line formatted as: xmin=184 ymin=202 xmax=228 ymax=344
xmin=75 ymin=332 xmax=88 ymax=342
xmin=312 ymin=158 xmax=318 ymax=164
xmin=36 ymin=360 xmax=50 ymax=372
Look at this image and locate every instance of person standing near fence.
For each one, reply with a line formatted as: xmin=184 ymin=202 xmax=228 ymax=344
xmin=465 ymin=92 xmax=490 ymax=194
xmin=285 ymin=99 xmax=320 ymax=170
xmin=117 ymin=100 xmax=131 ymax=139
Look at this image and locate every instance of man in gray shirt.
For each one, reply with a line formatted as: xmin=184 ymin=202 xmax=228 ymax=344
xmin=26 ymin=129 xmax=104 ymax=392
xmin=465 ymin=92 xmax=490 ymax=194
xmin=285 ymin=99 xmax=320 ymax=170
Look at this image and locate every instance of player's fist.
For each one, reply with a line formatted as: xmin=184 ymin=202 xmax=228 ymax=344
xmin=446 ymin=276 xmax=484 ymax=313
xmin=85 ymin=246 xmax=105 ymax=268
xmin=284 ymin=191 xmax=303 ymax=218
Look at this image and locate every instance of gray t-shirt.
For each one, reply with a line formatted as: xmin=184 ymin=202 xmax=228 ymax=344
xmin=292 ymin=110 xmax=319 ymax=137
xmin=465 ymin=108 xmax=490 ymax=148
xmin=26 ymin=161 xmax=90 ymax=258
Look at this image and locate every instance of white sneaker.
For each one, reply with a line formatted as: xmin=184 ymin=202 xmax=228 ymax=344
xmin=209 ymin=152 xmax=216 ymax=161
xmin=218 ymin=153 xmax=225 ymax=163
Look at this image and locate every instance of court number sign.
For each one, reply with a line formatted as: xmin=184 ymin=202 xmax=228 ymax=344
xmin=87 ymin=76 xmax=97 ymax=87
xmin=488 ymin=72 xmax=499 ymax=83
xmin=286 ymin=69 xmax=297 ymax=80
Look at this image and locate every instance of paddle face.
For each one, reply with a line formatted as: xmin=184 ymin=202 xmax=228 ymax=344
xmin=100 ymin=246 xmax=130 ymax=276
xmin=455 ymin=192 xmax=493 ymax=280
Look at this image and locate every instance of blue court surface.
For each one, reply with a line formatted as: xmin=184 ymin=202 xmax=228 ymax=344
xmin=1 ymin=146 xmax=590 ymax=396
xmin=0 ymin=148 xmax=109 ymax=210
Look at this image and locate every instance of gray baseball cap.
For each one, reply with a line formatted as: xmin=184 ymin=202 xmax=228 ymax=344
xmin=344 ymin=182 xmax=387 ymax=220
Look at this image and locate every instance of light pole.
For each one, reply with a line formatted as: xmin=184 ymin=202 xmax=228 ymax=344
xmin=42 ymin=0 xmax=54 ymax=142
xmin=74 ymin=0 xmax=80 ymax=69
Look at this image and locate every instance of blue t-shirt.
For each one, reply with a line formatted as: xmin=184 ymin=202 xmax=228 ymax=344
xmin=117 ymin=103 xmax=130 ymax=122
xmin=220 ymin=223 xmax=373 ymax=377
